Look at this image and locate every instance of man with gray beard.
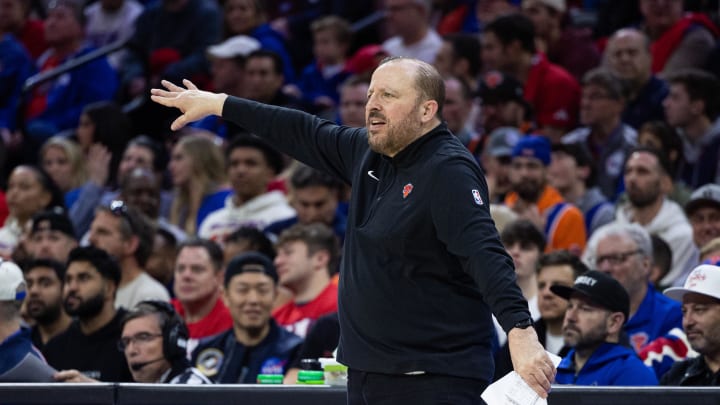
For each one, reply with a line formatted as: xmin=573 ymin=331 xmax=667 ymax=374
xmin=24 ymin=259 xmax=72 ymax=350
xmin=43 ymin=246 xmax=133 ymax=382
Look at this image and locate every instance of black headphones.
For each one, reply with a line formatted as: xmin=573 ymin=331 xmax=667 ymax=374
xmin=139 ymin=300 xmax=189 ymax=361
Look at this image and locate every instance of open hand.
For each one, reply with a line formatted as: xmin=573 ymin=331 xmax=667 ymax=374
xmin=150 ymin=79 xmax=227 ymax=131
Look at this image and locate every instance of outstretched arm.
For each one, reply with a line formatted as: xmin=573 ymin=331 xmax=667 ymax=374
xmin=150 ymin=80 xmax=228 ymax=131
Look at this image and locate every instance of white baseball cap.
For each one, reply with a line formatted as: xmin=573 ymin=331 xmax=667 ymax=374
xmin=665 ymin=264 xmax=720 ymax=302
xmin=0 ymin=261 xmax=26 ymax=301
xmin=207 ymin=35 xmax=261 ymax=59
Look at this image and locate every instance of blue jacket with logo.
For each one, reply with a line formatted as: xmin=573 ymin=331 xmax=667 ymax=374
xmin=191 ymin=320 xmax=302 ymax=383
xmin=0 ymin=327 xmax=56 ymax=382
xmin=556 ymin=342 xmax=658 ymax=386
xmin=626 ymin=284 xmax=682 ymax=353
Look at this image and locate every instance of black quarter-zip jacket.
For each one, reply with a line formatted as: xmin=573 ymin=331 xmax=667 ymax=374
xmin=223 ymin=97 xmax=530 ymax=382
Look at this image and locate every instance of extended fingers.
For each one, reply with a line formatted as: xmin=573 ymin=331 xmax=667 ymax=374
xmin=161 ymin=79 xmax=185 ymax=92
xmin=183 ymin=79 xmax=198 ymax=90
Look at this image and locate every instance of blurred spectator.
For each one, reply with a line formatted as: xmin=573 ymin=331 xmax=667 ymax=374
xmin=72 ymin=134 xmax=169 ymax=239
xmin=223 ymin=225 xmax=276 ymax=267
xmin=493 ymin=249 xmax=585 ymax=380
xmin=272 ymin=223 xmax=339 ymax=337
xmin=382 ymin=0 xmax=442 ymax=63
xmin=24 ymin=0 xmax=119 ymax=142
xmin=433 ymin=33 xmax=482 ymax=91
xmin=171 ymin=238 xmax=232 ymax=344
xmin=477 ymin=71 xmax=534 ymax=135
xmin=662 ymin=264 xmax=720 ymax=385
xmin=614 ymin=148 xmax=698 ymax=287
xmin=605 ymin=28 xmax=669 ymax=130
xmin=649 ymin=234 xmax=672 ymax=288
xmin=637 ymin=120 xmax=690 ymax=205
xmin=0 ymin=260 xmax=56 ymax=382
xmin=482 ymin=13 xmax=579 ymax=140
xmin=0 ymin=165 xmax=64 ymax=258
xmin=0 ymin=0 xmax=47 ymax=59
xmin=479 ymin=126 xmax=521 ymax=203
xmin=552 ymin=270 xmax=658 ymax=385
xmin=244 ymin=50 xmax=303 ymax=108
xmin=700 ymin=238 xmax=720 ymax=262
xmin=88 ymin=201 xmax=170 ymax=309
xmin=505 ymin=135 xmax=587 ymax=253
xmin=83 ymin=0 xmax=143 ymax=70
xmin=199 ymin=134 xmax=293 ymax=242
xmin=191 ymin=35 xmax=261 ymax=138
xmin=591 ymin=223 xmax=682 ymax=353
xmin=265 ymin=164 xmax=345 ymax=244
xmin=294 ymin=16 xmax=353 ymax=114
xmin=639 ymin=0 xmax=719 ymax=77
xmin=562 ymin=68 xmax=637 ymax=201
xmin=119 ymin=168 xmax=185 ymax=243
xmin=74 ymin=101 xmax=133 ymax=186
xmin=122 ymin=0 xmax=221 ymax=99
xmin=548 ymin=142 xmax=614 ymax=236
xmin=221 ymin=0 xmax=295 ymax=82
xmin=474 ymin=0 xmax=518 ymax=30
xmin=0 ymin=32 xmax=33 ymax=133
xmin=207 ymin=35 xmax=260 ymax=97
xmin=119 ymin=301 xmax=211 ymax=384
xmin=26 ymin=208 xmax=77 ymax=263
xmin=40 ymin=136 xmax=87 ymax=207
xmin=337 ymin=75 xmax=369 ymax=127
xmin=521 ymin=0 xmax=600 ymax=81
xmin=168 ymin=133 xmax=231 ymax=235
xmin=45 ymin=246 xmax=133 ymax=382
xmin=501 ymin=219 xmax=545 ymax=320
xmin=664 ymin=69 xmax=720 ymax=188
xmin=23 ymin=259 xmax=71 ymax=350
xmin=443 ymin=76 xmax=481 ymax=154
xmin=146 ymin=228 xmax=177 ymax=287
xmin=191 ymin=252 xmax=302 ymax=383
xmin=685 ymin=184 xmax=720 ymax=252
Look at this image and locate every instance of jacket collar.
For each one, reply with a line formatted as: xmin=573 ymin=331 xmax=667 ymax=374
xmin=387 ymin=122 xmax=451 ymax=168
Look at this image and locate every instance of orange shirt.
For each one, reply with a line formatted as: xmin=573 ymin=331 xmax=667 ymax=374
xmin=505 ymin=186 xmax=586 ymax=254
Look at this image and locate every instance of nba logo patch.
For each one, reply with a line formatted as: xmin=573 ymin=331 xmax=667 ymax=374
xmin=472 ymin=189 xmax=483 ymax=205
xmin=402 ymin=183 xmax=414 ymax=199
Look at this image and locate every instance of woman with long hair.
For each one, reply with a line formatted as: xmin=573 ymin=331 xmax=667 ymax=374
xmin=0 ymin=165 xmax=64 ymax=257
xmin=40 ymin=136 xmax=88 ymax=208
xmin=169 ymin=133 xmax=231 ymax=235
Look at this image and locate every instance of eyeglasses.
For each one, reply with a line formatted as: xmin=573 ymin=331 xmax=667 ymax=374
xmin=118 ymin=332 xmax=162 ymax=351
xmin=595 ymin=250 xmax=642 ymax=266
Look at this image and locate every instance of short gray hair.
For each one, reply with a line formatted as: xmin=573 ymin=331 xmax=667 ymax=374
xmin=585 ymin=223 xmax=653 ymax=267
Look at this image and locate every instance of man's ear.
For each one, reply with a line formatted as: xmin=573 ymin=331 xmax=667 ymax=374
xmin=420 ymin=100 xmax=439 ymax=124
xmin=607 ymin=312 xmax=625 ymax=335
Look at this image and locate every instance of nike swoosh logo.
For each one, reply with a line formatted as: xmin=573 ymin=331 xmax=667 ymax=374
xmin=367 ymin=170 xmax=379 ymax=181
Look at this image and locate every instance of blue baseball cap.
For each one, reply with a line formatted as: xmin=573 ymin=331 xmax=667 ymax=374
xmin=511 ymin=135 xmax=551 ymax=166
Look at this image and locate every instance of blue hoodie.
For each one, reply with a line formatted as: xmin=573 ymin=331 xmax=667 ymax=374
xmin=556 ymin=342 xmax=658 ymax=386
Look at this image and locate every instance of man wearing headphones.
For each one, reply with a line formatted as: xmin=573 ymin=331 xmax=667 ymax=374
xmin=119 ymin=300 xmax=211 ymax=384
xmin=57 ymin=300 xmax=211 ymax=384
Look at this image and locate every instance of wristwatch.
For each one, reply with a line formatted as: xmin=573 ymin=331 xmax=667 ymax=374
xmin=513 ymin=318 xmax=534 ymax=330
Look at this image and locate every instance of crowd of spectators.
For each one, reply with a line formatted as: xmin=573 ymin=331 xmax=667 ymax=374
xmin=1 ymin=0 xmax=720 ymax=391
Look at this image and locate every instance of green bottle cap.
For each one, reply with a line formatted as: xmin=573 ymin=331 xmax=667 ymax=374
xmin=257 ymin=374 xmax=284 ymax=384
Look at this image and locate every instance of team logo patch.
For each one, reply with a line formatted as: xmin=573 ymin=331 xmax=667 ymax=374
xmin=402 ymin=183 xmax=414 ymax=199
xmin=196 ymin=348 xmax=224 ymax=377
xmin=472 ymin=189 xmax=484 ymax=206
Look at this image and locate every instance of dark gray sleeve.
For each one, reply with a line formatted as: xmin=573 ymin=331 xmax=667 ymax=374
xmin=430 ymin=157 xmax=530 ymax=332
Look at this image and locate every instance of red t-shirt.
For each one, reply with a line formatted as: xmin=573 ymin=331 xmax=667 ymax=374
xmin=524 ymin=53 xmax=580 ymax=133
xmin=171 ymin=297 xmax=232 ymax=339
xmin=18 ymin=19 xmax=47 ymax=60
xmin=272 ymin=282 xmax=338 ymax=338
